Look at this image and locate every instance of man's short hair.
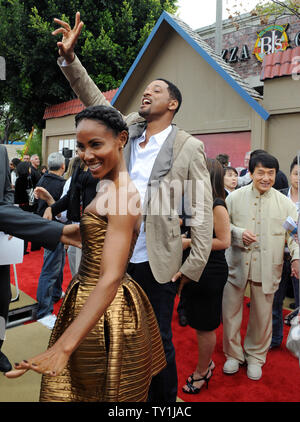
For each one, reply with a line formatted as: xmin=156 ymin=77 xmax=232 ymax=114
xmin=157 ymin=78 xmax=182 ymax=114
xmin=249 ymin=152 xmax=279 ymax=174
xmin=216 ymin=154 xmax=229 ymax=167
xmin=47 ymin=152 xmax=65 ymax=171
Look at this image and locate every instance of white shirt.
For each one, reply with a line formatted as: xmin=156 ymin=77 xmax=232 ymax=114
xmin=238 ymin=171 xmax=251 ymax=187
xmin=129 ymin=125 xmax=172 ymax=263
xmin=287 ymin=187 xmax=300 ymax=214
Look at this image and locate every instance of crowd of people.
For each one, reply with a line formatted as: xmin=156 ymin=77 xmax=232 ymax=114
xmin=0 ymin=12 xmax=299 ymax=403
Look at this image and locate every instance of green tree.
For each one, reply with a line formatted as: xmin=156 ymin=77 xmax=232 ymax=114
xmin=254 ymin=0 xmax=300 ymax=22
xmin=0 ymin=0 xmax=178 ymax=131
xmin=226 ymin=0 xmax=300 ymax=29
xmin=0 ymin=104 xmax=26 ymax=144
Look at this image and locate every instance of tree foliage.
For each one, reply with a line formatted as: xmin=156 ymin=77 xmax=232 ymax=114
xmin=226 ymin=0 xmax=300 ymax=30
xmin=0 ymin=104 xmax=26 ymax=144
xmin=0 ymin=0 xmax=178 ymax=131
xmin=254 ymin=0 xmax=300 ymax=22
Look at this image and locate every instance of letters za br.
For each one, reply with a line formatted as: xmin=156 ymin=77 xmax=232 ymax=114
xmin=222 ymin=25 xmax=300 ymax=64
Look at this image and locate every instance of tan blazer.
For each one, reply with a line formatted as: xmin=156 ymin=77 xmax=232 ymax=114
xmin=225 ymin=184 xmax=299 ymax=294
xmin=58 ymin=56 xmax=213 ymax=283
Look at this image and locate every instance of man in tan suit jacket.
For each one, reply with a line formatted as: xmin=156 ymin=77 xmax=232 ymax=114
xmin=52 ymin=13 xmax=213 ymax=401
xmin=222 ymin=152 xmax=299 ymax=381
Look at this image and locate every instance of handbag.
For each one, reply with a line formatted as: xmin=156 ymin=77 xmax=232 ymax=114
xmin=26 ymin=175 xmax=35 ymax=206
xmin=286 ymin=212 xmax=300 ymax=366
xmin=286 ymin=316 xmax=300 ymax=366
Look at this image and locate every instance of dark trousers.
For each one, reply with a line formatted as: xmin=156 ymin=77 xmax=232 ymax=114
xmin=127 ymin=261 xmax=178 ymax=402
xmin=0 ymin=265 xmax=11 ymax=348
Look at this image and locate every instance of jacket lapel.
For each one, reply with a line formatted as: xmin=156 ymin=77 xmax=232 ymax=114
xmin=148 ymin=125 xmax=178 ymax=184
xmin=123 ymin=122 xmax=146 ymax=169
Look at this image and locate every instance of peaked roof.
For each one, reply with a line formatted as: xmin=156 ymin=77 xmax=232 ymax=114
xmin=260 ymin=46 xmax=300 ymax=81
xmin=43 ymin=89 xmax=118 ymax=120
xmin=112 ymin=11 xmax=269 ymax=121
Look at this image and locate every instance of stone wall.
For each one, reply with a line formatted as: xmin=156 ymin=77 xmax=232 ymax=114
xmin=2 ymin=144 xmax=24 ymax=162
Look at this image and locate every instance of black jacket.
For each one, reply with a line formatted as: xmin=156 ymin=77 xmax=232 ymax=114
xmin=51 ymin=166 xmax=98 ymax=222
xmin=0 ymin=202 xmax=63 ymax=250
xmin=30 ymin=165 xmax=41 ymax=186
xmin=36 ymin=172 xmax=65 ymax=218
xmin=273 ymin=170 xmax=289 ymax=191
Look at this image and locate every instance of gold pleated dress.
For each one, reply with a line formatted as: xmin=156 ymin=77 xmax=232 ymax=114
xmin=39 ymin=212 xmax=166 ymax=402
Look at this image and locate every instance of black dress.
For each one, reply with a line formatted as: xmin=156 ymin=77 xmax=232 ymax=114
xmin=182 ymin=198 xmax=228 ymax=331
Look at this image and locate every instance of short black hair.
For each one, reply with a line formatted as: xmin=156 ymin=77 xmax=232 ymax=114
xmin=250 ymin=149 xmax=266 ymax=158
xmin=224 ymin=166 xmax=238 ymax=176
xmin=75 ymin=105 xmax=128 ymax=137
xmin=249 ymin=152 xmax=279 ymax=174
xmin=290 ymin=156 xmax=299 ymax=173
xmin=157 ymin=78 xmax=182 ymax=114
xmin=11 ymin=157 xmax=21 ymax=167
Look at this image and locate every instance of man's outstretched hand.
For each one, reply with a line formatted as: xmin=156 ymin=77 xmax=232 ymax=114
xmin=52 ymin=11 xmax=84 ymax=64
xmin=60 ymin=224 xmax=82 ymax=248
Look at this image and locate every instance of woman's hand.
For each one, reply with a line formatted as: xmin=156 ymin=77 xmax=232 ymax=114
xmin=5 ymin=342 xmax=71 ymax=379
xmin=182 ymin=236 xmax=191 ymax=251
xmin=291 ymin=259 xmax=299 ymax=279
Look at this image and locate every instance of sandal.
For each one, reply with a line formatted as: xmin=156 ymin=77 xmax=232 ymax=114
xmin=185 ymin=360 xmax=215 ymax=385
xmin=182 ymin=368 xmax=212 ymax=394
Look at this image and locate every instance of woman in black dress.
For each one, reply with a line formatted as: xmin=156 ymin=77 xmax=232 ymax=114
xmin=14 ymin=161 xmax=37 ymax=254
xmin=182 ymin=158 xmax=231 ymax=394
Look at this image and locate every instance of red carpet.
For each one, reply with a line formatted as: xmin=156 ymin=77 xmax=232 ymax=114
xmin=11 ymin=245 xmax=300 ymax=402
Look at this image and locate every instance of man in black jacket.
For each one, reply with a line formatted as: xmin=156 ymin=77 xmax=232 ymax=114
xmin=35 ymin=152 xmax=66 ymax=327
xmin=0 ymin=145 xmax=14 ymax=372
xmin=49 ymin=160 xmax=98 ymax=223
xmin=42 ymin=158 xmax=98 ymax=276
xmin=0 ymin=202 xmax=80 ymax=246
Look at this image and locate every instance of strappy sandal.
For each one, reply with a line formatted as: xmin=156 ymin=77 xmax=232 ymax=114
xmin=185 ymin=360 xmax=214 ymax=385
xmin=182 ymin=368 xmax=212 ymax=394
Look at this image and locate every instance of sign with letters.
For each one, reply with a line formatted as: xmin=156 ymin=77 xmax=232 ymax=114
xmin=253 ymin=24 xmax=289 ymax=62
xmin=221 ymin=24 xmax=300 ymax=64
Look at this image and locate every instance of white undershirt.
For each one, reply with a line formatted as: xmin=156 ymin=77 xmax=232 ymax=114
xmin=129 ymin=125 xmax=172 ymax=263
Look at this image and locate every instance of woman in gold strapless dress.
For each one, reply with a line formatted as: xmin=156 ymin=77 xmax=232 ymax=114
xmin=5 ymin=105 xmax=166 ymax=402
